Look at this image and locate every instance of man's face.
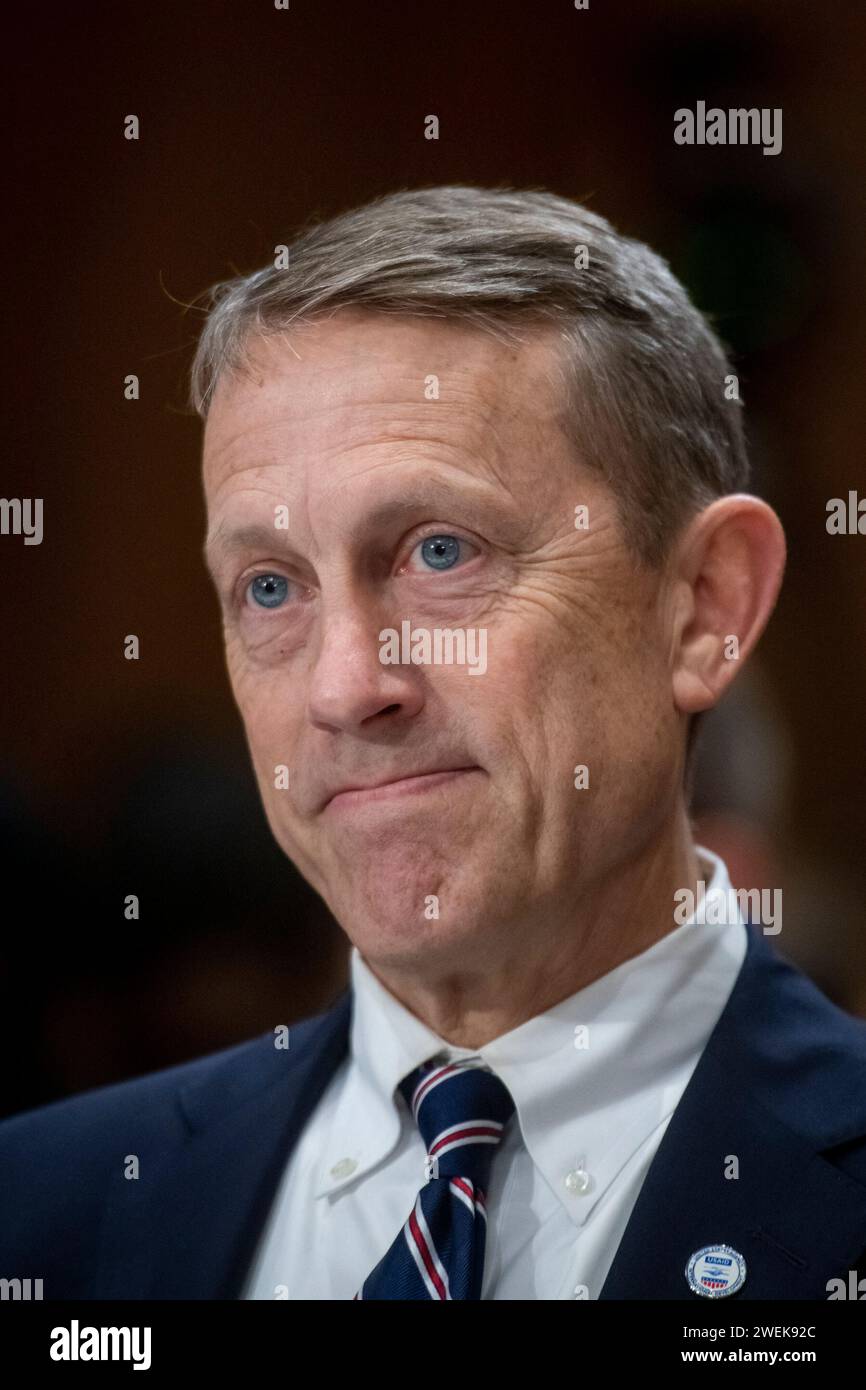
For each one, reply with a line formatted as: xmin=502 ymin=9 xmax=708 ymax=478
xmin=202 ymin=311 xmax=682 ymax=974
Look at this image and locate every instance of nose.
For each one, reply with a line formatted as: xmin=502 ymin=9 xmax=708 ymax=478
xmin=307 ymin=596 xmax=424 ymax=733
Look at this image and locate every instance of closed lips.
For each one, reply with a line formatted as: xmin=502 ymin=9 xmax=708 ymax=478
xmin=323 ymin=766 xmax=478 ymax=808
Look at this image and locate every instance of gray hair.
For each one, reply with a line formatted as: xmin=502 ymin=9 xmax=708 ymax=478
xmin=189 ymin=184 xmax=748 ymax=564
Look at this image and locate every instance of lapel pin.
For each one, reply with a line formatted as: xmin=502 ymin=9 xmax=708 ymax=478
xmin=686 ymin=1244 xmax=747 ymax=1298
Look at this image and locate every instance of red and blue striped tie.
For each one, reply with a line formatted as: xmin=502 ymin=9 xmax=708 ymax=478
xmin=353 ymin=1057 xmax=516 ymax=1300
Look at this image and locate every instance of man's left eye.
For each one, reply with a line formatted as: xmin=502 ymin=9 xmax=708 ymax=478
xmin=247 ymin=573 xmax=291 ymax=609
xmin=408 ymin=534 xmax=475 ymax=572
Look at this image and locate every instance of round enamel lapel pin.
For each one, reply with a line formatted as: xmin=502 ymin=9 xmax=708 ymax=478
xmin=686 ymin=1244 xmax=747 ymax=1298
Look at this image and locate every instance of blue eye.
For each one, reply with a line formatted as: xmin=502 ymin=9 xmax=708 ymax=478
xmin=248 ymin=574 xmax=289 ymax=609
xmin=418 ymin=535 xmax=462 ymax=570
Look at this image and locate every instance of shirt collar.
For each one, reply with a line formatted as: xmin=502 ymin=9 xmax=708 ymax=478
xmin=314 ymin=846 xmax=747 ymax=1226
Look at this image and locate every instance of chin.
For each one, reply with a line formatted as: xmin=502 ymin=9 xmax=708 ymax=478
xmin=350 ymin=904 xmax=492 ymax=964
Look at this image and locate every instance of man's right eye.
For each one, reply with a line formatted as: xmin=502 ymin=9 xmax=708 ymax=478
xmin=246 ymin=573 xmax=291 ymax=609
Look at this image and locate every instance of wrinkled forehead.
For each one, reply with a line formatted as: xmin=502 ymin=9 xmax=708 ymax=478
xmin=201 ymin=310 xmax=570 ymax=488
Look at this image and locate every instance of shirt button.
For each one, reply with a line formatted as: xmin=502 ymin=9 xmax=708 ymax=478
xmin=564 ymin=1167 xmax=592 ymax=1195
xmin=330 ymin=1157 xmax=358 ymax=1179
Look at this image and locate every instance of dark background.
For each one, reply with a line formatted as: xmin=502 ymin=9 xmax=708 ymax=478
xmin=3 ymin=0 xmax=865 ymax=1119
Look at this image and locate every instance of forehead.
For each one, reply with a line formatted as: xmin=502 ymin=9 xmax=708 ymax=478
xmin=201 ymin=309 xmax=569 ymax=490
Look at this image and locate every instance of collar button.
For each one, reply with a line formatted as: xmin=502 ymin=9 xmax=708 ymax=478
xmin=564 ymin=1167 xmax=592 ymax=1196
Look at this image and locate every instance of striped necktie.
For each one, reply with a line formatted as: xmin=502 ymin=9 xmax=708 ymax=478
xmin=354 ymin=1056 xmax=516 ymax=1300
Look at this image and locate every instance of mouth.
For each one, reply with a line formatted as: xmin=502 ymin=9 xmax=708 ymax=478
xmin=323 ymin=766 xmax=481 ymax=813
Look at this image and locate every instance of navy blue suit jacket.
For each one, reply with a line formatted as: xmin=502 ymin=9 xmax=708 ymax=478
xmin=2 ymin=921 xmax=866 ymax=1300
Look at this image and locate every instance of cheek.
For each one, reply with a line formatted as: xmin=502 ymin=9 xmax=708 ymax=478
xmin=508 ymin=618 xmax=655 ymax=796
xmin=229 ymin=661 xmax=296 ymax=765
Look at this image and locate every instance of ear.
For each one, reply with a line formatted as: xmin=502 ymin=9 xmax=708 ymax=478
xmin=669 ymin=495 xmax=786 ymax=715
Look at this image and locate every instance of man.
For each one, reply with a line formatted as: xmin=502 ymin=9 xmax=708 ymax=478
xmin=2 ymin=185 xmax=865 ymax=1300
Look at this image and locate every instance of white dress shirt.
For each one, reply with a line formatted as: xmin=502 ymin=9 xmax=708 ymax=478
xmin=242 ymin=846 xmax=747 ymax=1300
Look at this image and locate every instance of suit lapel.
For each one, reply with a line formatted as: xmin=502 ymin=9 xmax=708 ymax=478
xmin=599 ymin=925 xmax=866 ymax=1299
xmin=93 ymin=925 xmax=866 ymax=1301
xmin=94 ymin=989 xmax=352 ymax=1299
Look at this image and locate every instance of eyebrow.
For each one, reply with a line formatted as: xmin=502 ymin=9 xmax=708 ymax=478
xmin=203 ymin=522 xmax=289 ymax=575
xmin=203 ymin=479 xmax=519 ymax=575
